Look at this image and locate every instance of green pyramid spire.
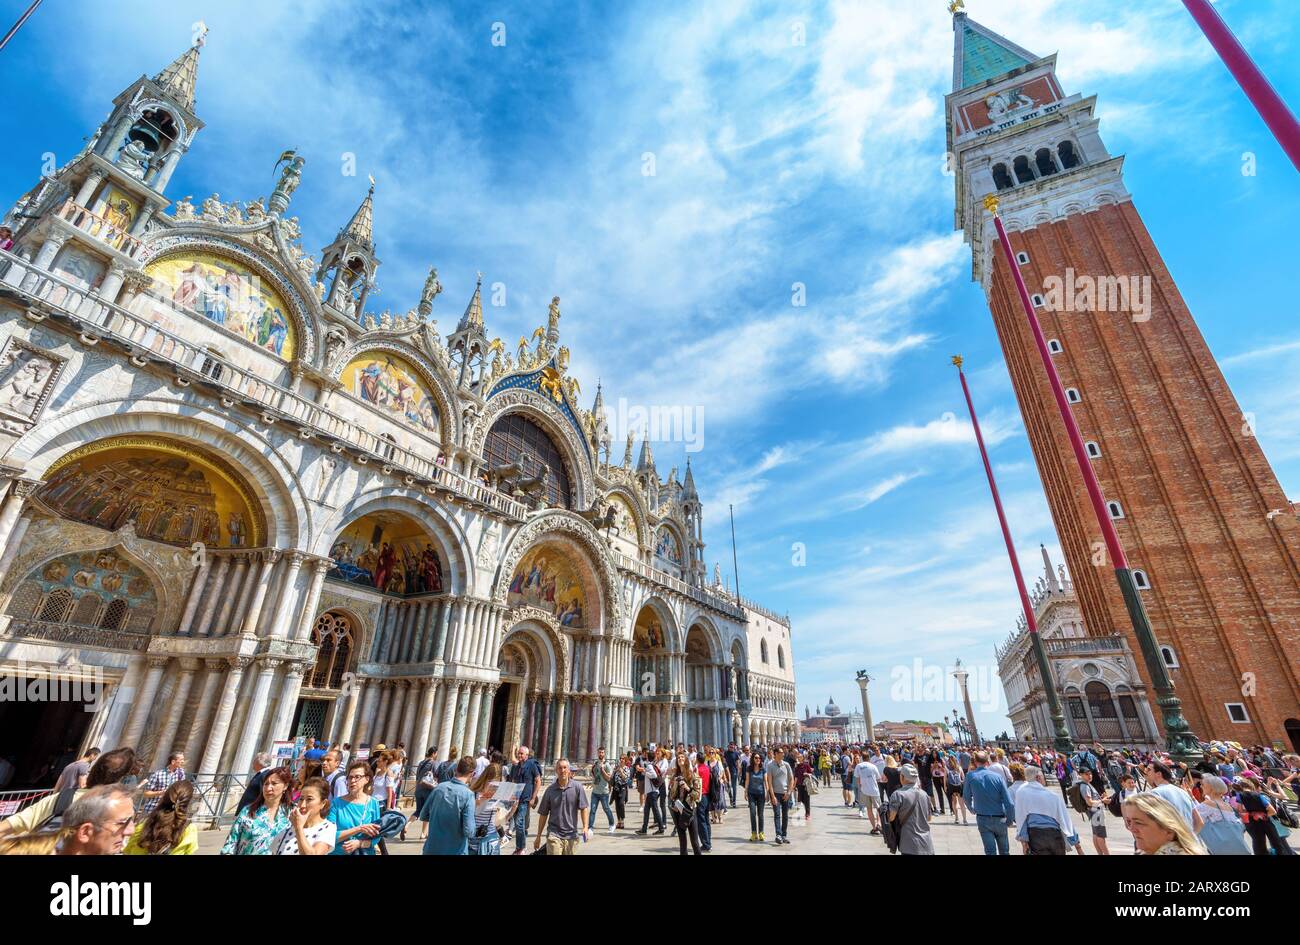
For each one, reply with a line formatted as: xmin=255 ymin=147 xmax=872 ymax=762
xmin=952 ymin=13 xmax=1037 ymax=91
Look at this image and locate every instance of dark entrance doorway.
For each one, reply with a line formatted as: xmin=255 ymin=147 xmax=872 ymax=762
xmin=488 ymin=683 xmax=513 ymax=755
xmin=0 ymin=685 xmax=95 ymax=787
xmin=290 ymin=698 xmax=329 ymax=741
xmin=1286 ymin=719 xmax=1300 ymax=754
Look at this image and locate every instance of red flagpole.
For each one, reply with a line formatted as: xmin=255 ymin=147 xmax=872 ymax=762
xmin=953 ymin=355 xmax=1072 ymax=751
xmin=1182 ymin=0 xmax=1300 ymax=173
xmin=953 ymin=357 xmax=1039 ymax=633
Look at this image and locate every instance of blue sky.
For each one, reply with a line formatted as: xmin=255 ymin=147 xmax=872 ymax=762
xmin=4 ymin=0 xmax=1299 ymax=738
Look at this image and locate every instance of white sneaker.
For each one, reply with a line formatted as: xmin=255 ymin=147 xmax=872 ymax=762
xmin=607 ymin=824 xmax=616 ymax=834
xmin=858 ymin=810 xmax=865 ymax=818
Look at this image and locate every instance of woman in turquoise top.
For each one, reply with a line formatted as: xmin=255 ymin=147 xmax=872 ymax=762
xmin=328 ymin=760 xmax=383 ymax=855
xmin=221 ymin=766 xmax=292 ymax=855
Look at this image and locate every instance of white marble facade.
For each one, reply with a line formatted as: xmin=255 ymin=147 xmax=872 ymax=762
xmin=0 ymin=39 xmax=797 ymax=779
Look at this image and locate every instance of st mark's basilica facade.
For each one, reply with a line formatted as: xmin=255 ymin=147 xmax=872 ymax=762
xmin=0 ymin=38 xmax=798 ymax=784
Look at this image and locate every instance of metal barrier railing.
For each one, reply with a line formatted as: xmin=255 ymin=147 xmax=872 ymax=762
xmin=0 ymin=787 xmax=53 ymax=819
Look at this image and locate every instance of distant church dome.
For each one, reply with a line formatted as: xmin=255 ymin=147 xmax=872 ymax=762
xmin=825 ymin=696 xmax=840 ymax=716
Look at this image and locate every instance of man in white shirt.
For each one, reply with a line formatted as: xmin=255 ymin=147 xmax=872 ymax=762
xmin=853 ymin=756 xmax=883 ymax=834
xmin=1014 ymin=766 xmax=1083 ymax=855
xmin=473 ymin=749 xmax=489 ymax=780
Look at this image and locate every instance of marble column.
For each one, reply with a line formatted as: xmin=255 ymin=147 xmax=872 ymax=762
xmin=537 ymin=695 xmax=552 ymax=762
xmin=151 ymin=660 xmax=198 ymax=766
xmin=373 ymin=682 xmax=395 ymax=743
xmin=434 ymin=600 xmax=454 ymax=662
xmin=451 ymin=684 xmax=471 ymax=754
xmin=390 ymin=680 xmax=411 ymax=748
xmin=523 ymin=692 xmax=538 ymax=749
xmin=239 ymin=553 xmax=279 ymax=636
xmin=336 ymin=677 xmax=362 ymax=748
xmin=463 ymin=684 xmax=484 ymax=756
xmin=183 ymin=660 xmax=227 ymax=765
xmin=192 ymin=555 xmax=230 ymax=637
xmin=420 ymin=600 xmax=442 ymax=662
xmin=174 ymin=558 xmax=210 ymax=636
xmin=293 ymin=558 xmax=332 ymax=642
xmin=552 ymin=696 xmax=569 ymax=761
xmin=477 ymin=685 xmax=496 ymax=754
xmin=353 ymin=680 xmax=379 ymax=746
xmin=413 ymin=680 xmax=439 ymax=757
xmin=73 ymin=168 xmax=107 ymax=206
xmin=212 ymin=555 xmax=249 ymax=636
xmin=407 ymin=602 xmax=428 ymax=664
xmin=0 ymin=482 xmax=37 ymax=586
xmin=197 ymin=658 xmax=251 ymax=774
xmin=121 ymin=657 xmax=169 ymax=749
xmin=267 ymin=663 xmax=308 ymax=743
xmin=231 ymin=659 xmax=283 ymax=772
xmin=588 ymin=697 xmax=601 ymax=759
xmin=264 ymin=552 xmax=305 ymax=639
xmin=437 ymin=682 xmax=461 ymax=759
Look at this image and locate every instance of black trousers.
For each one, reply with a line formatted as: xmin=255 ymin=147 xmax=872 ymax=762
xmin=641 ymin=791 xmax=664 ymax=831
xmin=612 ymin=787 xmax=627 ymax=823
xmin=672 ymin=806 xmax=701 ymax=855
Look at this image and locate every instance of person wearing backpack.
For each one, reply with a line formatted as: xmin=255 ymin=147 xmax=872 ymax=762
xmin=944 ymin=755 xmax=968 ymax=825
xmin=413 ymin=746 xmax=438 ymax=840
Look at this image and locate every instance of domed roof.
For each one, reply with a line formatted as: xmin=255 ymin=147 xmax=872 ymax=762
xmin=825 ymin=696 xmax=840 ymax=715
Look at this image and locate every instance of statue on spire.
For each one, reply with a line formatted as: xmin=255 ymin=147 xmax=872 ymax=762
xmin=269 ymin=149 xmax=305 ymax=216
xmin=418 ymin=266 xmax=442 ymax=317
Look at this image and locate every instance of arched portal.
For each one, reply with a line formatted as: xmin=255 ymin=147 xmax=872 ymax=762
xmin=684 ymin=621 xmax=726 ymax=746
xmin=631 ymin=600 xmax=678 ymax=747
xmin=494 ymin=621 xmax=562 ymax=759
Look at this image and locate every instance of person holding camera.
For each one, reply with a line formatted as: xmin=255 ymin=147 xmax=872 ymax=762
xmin=668 ymin=749 xmax=702 ymax=855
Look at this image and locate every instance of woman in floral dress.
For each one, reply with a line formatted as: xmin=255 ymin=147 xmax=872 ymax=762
xmin=221 ymin=766 xmax=292 ymax=855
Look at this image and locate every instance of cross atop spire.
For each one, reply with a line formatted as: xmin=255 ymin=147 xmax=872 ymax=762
xmin=951 ymin=9 xmax=1038 ymax=91
xmin=153 ymin=28 xmax=206 ymax=111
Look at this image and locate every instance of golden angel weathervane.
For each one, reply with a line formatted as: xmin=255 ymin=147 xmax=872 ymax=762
xmin=948 ymin=0 xmax=965 ymax=14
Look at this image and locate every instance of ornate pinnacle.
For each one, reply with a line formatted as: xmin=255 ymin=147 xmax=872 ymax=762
xmin=951 ymin=354 xmax=964 ymax=369
xmin=982 ymin=193 xmax=1000 ymax=214
xmin=948 ymin=0 xmax=965 ymax=15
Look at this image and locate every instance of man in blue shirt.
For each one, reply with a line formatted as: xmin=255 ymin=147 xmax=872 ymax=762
xmin=962 ymin=750 xmax=1016 ymax=855
xmin=508 ymin=745 xmax=543 ymax=855
xmin=420 ymin=755 xmax=476 ymax=855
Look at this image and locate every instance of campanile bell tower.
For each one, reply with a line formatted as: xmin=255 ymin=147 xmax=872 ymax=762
xmin=947 ymin=7 xmax=1300 ymax=746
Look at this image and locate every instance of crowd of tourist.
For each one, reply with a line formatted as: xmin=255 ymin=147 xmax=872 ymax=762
xmin=0 ymin=732 xmax=1296 ymax=856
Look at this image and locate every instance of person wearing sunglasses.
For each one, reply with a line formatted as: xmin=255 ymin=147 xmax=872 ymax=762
xmin=56 ymin=786 xmax=136 ymax=856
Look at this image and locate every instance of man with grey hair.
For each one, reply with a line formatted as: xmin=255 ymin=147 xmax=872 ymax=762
xmin=234 ymin=751 xmax=276 ymax=815
xmin=886 ymin=763 xmax=933 ymax=855
xmin=1013 ymin=765 xmax=1083 ymax=855
xmin=56 ymin=785 xmax=135 ymax=855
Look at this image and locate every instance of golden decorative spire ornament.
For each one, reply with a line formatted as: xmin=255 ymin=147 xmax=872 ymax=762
xmin=948 ymin=0 xmax=965 ymax=15
xmin=951 ymin=354 xmax=964 ymax=368
xmin=983 ymin=193 xmax=1000 ymax=214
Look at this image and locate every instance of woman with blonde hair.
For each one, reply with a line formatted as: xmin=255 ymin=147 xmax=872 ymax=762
xmin=125 ymin=780 xmax=198 ymax=854
xmin=0 ymin=832 xmax=59 ymax=855
xmin=1122 ymin=792 xmax=1206 ymax=855
xmin=667 ymin=749 xmax=702 ymax=856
